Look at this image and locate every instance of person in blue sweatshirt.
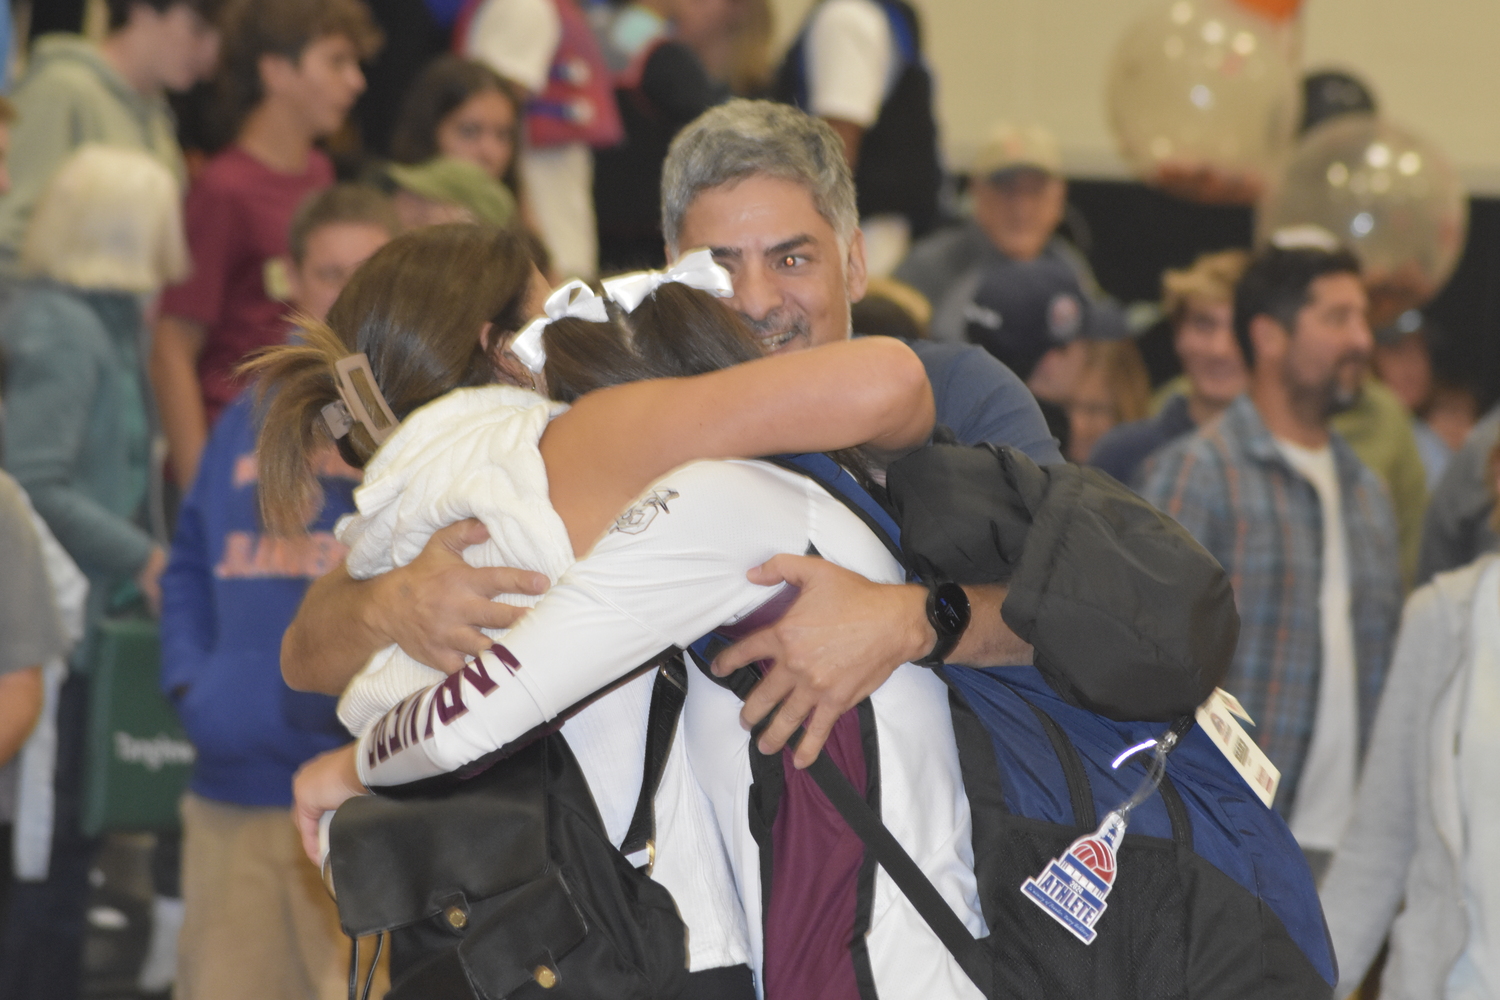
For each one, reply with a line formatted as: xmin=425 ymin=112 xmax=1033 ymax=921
xmin=159 ymin=184 xmax=396 ymax=1000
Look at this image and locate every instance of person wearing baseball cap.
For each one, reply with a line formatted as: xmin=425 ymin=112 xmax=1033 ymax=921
xmin=383 ymin=156 xmax=518 ymax=230
xmin=896 ymin=121 xmax=1103 ymax=343
xmin=961 ymin=252 xmax=1130 ymax=452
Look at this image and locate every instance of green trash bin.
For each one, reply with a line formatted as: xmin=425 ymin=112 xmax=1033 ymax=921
xmin=82 ymin=617 xmax=195 ymax=836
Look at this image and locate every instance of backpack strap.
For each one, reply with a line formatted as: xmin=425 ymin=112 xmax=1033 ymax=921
xmin=620 ymin=653 xmax=689 ymax=871
xmin=765 ymin=454 xmax=907 ymax=570
xmin=798 ymin=736 xmax=993 ymax=993
xmin=701 ymin=454 xmax=993 ymax=995
xmin=1021 ymin=698 xmax=1097 ymax=829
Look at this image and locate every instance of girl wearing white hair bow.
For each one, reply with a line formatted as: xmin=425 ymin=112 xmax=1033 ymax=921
xmin=247 ymin=222 xmax=944 ymax=997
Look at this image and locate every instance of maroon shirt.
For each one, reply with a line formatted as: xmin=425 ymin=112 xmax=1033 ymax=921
xmin=159 ymin=146 xmax=333 ymax=426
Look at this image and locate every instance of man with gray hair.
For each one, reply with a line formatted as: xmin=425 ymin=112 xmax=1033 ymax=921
xmin=281 ymin=97 xmax=1059 ymax=769
xmin=662 ymin=100 xmax=1056 ymax=455
xmin=659 ymin=97 xmax=1057 ymax=759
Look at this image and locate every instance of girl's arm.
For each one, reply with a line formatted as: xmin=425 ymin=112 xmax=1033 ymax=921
xmin=292 ymin=460 xmax=817 ymax=859
xmin=282 ymin=338 xmax=931 ymax=695
xmin=543 ymin=335 xmax=933 ymax=555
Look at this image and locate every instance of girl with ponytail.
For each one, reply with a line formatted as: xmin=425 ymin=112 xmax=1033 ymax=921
xmin=247 ymin=221 xmax=936 ymax=989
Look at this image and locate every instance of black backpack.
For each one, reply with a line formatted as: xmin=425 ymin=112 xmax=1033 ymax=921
xmin=687 ymin=450 xmax=1335 ymax=1000
xmin=326 ymin=657 xmax=692 ymax=1000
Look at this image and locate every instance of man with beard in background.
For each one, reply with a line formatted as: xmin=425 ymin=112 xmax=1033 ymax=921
xmin=1140 ymin=235 xmax=1402 ymax=882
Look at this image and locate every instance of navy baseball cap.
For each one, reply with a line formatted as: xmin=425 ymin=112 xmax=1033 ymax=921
xmin=963 ymin=255 xmax=1128 ymax=381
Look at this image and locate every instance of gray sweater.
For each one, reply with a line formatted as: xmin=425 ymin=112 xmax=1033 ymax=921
xmin=1320 ymin=555 xmax=1498 ymax=998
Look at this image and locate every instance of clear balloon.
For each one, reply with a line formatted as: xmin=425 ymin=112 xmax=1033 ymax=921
xmin=1257 ymin=115 xmax=1469 ymax=325
xmin=1106 ymin=0 xmax=1300 ymax=205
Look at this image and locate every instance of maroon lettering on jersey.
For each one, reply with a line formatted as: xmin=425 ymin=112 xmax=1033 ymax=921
xmin=371 ymin=713 xmax=391 ymax=762
xmin=405 ymin=693 xmax=423 ymax=749
xmin=435 ymin=673 xmax=468 ymax=725
xmin=490 ymin=644 xmax=521 ymax=674
xmin=461 ymin=655 xmax=500 ymax=696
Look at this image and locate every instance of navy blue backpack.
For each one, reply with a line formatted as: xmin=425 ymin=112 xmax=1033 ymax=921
xmin=693 ymin=452 xmax=1336 ymax=1000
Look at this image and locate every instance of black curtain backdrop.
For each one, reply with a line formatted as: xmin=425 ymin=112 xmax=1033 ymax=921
xmin=29 ymin=0 xmax=87 ymax=39
xmin=1066 ymin=179 xmax=1500 ymax=409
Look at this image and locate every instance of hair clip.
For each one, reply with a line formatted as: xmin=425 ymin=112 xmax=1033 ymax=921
xmin=331 ymin=352 xmax=398 ymax=446
xmin=321 ymin=399 xmax=354 ymax=439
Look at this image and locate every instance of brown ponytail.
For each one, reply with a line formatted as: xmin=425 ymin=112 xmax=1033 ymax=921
xmin=244 ymin=223 xmax=535 ymax=535
xmin=248 ymin=238 xmax=866 ymax=536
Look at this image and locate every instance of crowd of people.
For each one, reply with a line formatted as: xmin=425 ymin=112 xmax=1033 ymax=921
xmin=0 ymin=0 xmax=1495 ymax=999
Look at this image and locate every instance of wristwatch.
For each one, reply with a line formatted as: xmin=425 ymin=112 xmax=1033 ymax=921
xmin=913 ymin=581 xmax=970 ymax=668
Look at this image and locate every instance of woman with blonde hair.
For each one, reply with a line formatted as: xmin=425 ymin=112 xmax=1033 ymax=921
xmin=0 ymin=142 xmax=187 ymax=999
xmin=5 ymin=142 xmax=187 ymax=626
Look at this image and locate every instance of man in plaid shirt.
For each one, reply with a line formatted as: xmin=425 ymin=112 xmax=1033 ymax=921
xmin=1140 ymin=237 xmax=1402 ymax=875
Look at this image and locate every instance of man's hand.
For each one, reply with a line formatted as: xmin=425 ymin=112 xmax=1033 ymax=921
xmin=292 ymin=743 xmax=366 ymax=865
xmin=370 ymin=518 xmax=550 ymax=675
xmin=711 ymin=555 xmax=933 ymax=770
xmin=282 ymin=518 xmax=549 ymax=694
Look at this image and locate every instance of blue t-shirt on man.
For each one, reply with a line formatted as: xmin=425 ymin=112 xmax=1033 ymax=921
xmin=904 ymin=339 xmax=1063 ymax=465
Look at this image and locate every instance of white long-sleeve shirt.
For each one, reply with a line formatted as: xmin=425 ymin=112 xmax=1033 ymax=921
xmin=360 ymin=458 xmax=985 ymax=999
xmin=333 ymin=385 xmax=748 ymax=970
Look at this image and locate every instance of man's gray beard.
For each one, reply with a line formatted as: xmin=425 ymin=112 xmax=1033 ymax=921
xmin=740 ymin=311 xmax=809 ymax=349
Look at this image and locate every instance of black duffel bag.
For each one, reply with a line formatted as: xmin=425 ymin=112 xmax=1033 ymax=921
xmin=327 ymin=660 xmax=691 ymax=1000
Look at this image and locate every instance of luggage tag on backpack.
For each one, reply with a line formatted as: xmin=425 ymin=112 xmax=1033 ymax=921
xmin=1196 ymin=688 xmax=1280 ymax=808
xmin=1021 ymin=809 xmax=1127 ymax=944
xmin=1021 ymin=719 xmax=1188 ymax=944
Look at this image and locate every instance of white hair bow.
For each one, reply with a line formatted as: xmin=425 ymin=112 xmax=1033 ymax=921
xmin=509 ymin=279 xmax=609 ymax=374
xmin=601 ymin=248 xmax=734 ymax=313
xmin=507 ymin=250 xmax=734 ymax=375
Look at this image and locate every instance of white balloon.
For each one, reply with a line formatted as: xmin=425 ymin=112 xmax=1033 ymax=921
xmin=1107 ymin=0 xmax=1300 ymax=204
xmin=1258 ymin=114 xmax=1469 ymax=322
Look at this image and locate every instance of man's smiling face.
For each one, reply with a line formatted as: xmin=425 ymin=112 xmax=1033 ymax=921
xmin=675 ymin=174 xmax=868 ymax=355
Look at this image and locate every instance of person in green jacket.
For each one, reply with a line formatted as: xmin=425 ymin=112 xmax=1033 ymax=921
xmin=0 ymin=0 xmax=221 ymax=272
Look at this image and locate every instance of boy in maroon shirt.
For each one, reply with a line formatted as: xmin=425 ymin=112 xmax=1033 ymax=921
xmin=151 ymin=0 xmax=380 ymax=490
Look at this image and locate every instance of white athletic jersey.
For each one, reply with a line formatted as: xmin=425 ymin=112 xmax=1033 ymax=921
xmin=358 ymin=459 xmax=985 ymax=998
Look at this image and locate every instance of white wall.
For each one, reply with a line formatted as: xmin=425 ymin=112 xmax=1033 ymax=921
xmin=770 ymin=0 xmax=1500 ymax=194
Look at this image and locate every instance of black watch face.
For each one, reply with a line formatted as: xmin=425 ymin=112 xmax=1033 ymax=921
xmin=932 ymin=583 xmax=969 ymax=637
